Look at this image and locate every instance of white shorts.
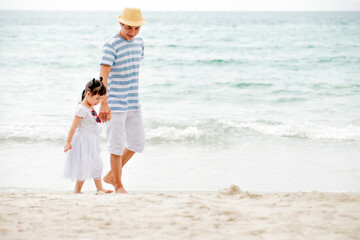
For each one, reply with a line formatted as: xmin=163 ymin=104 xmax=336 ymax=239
xmin=106 ymin=110 xmax=145 ymax=156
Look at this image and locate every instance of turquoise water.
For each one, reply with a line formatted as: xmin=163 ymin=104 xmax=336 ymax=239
xmin=0 ymin=11 xmax=359 ymax=192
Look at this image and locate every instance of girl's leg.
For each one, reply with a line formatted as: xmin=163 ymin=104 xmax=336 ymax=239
xmin=74 ymin=180 xmax=85 ymax=194
xmin=94 ymin=178 xmax=113 ymax=193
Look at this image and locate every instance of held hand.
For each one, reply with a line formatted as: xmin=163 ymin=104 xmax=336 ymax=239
xmin=64 ymin=143 xmax=72 ymax=152
xmin=99 ymin=102 xmax=111 ymax=122
xmin=106 ymin=112 xmax=112 ymax=121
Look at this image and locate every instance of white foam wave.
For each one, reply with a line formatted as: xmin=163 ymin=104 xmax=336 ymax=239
xmin=239 ymin=121 xmax=360 ymax=141
xmin=0 ymin=124 xmax=68 ymax=142
xmin=1 ymin=119 xmax=360 ymax=144
xmin=146 ymin=126 xmax=201 ymax=143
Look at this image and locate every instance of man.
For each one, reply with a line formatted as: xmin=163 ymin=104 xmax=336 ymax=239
xmin=99 ymin=8 xmax=146 ymax=193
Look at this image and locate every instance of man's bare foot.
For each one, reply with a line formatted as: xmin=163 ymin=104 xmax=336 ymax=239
xmin=103 ymin=172 xmax=114 ymax=185
xmin=97 ymin=188 xmax=113 ymax=194
xmin=115 ymin=188 xmax=127 ymax=194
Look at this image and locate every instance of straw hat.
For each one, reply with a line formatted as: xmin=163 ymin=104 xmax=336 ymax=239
xmin=117 ymin=8 xmax=146 ymax=26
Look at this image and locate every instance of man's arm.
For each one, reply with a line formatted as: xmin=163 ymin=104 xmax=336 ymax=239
xmin=99 ymin=64 xmax=112 ymax=122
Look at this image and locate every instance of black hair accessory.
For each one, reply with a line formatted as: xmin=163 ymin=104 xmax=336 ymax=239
xmin=92 ymin=78 xmax=96 ymax=84
xmin=100 ymin=77 xmax=103 ymax=82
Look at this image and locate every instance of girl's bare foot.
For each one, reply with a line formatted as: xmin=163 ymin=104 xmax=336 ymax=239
xmin=74 ymin=191 xmax=83 ymax=194
xmin=97 ymin=188 xmax=113 ymax=194
xmin=74 ymin=180 xmax=85 ymax=194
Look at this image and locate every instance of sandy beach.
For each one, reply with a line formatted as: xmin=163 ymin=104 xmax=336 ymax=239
xmin=0 ymin=185 xmax=359 ymax=240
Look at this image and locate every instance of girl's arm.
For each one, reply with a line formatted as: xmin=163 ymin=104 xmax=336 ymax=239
xmin=64 ymin=116 xmax=82 ymax=152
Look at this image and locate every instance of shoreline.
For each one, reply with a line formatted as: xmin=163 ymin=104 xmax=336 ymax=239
xmin=1 ymin=186 xmax=359 ymax=194
xmin=1 ymin=185 xmax=359 ymax=240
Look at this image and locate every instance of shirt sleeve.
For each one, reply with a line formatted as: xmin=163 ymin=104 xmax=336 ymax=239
xmin=74 ymin=105 xmax=87 ymax=118
xmin=141 ymin=40 xmax=144 ymax=60
xmin=100 ymin=43 xmax=116 ymax=66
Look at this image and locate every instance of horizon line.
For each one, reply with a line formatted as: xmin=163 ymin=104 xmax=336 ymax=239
xmin=1 ymin=9 xmax=360 ymax=12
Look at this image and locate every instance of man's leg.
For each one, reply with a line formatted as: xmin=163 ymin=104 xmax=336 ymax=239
xmin=122 ymin=148 xmax=136 ymax=166
xmin=103 ymin=110 xmax=144 ymax=192
xmin=103 ymin=148 xmax=135 ymax=185
xmin=104 ymin=112 xmax=128 ymax=192
xmin=110 ymin=153 xmax=127 ymax=193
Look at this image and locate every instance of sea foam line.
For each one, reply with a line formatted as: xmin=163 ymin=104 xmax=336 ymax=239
xmin=1 ymin=119 xmax=359 ymax=143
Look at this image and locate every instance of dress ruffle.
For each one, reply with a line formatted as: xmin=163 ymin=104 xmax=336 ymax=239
xmin=63 ymin=130 xmax=103 ymax=181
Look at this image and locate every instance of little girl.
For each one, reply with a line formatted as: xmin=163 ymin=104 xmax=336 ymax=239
xmin=64 ymin=77 xmax=112 ymax=194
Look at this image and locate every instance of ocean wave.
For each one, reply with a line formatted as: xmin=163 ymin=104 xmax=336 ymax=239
xmin=145 ymin=118 xmax=241 ymax=144
xmin=195 ymin=59 xmax=243 ymax=65
xmin=276 ymin=97 xmax=307 ymax=103
xmin=0 ymin=125 xmax=67 ymax=143
xmin=317 ymin=56 xmax=349 ymax=63
xmin=235 ymin=82 xmax=273 ymax=88
xmin=1 ymin=119 xmax=360 ymax=144
xmin=239 ymin=121 xmax=360 ymax=141
xmin=212 ymin=81 xmax=273 ymax=89
xmin=151 ymin=58 xmax=244 ymax=66
xmin=144 ymin=119 xmax=360 ymax=143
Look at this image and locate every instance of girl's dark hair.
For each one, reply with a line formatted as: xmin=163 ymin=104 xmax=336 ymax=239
xmin=81 ymin=77 xmax=107 ymax=101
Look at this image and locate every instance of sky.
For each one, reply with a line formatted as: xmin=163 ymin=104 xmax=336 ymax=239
xmin=1 ymin=0 xmax=360 ymax=11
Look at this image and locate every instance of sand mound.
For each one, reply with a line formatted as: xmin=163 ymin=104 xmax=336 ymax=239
xmin=218 ymin=185 xmax=260 ymax=199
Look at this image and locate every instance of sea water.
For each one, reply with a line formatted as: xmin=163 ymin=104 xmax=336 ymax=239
xmin=0 ymin=11 xmax=359 ymax=192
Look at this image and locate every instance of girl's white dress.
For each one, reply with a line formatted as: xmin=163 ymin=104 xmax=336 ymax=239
xmin=64 ymin=104 xmax=103 ymax=181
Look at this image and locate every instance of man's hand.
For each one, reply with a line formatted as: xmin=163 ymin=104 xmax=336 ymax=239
xmin=99 ymin=102 xmax=111 ymax=122
xmin=99 ymin=64 xmax=112 ymax=122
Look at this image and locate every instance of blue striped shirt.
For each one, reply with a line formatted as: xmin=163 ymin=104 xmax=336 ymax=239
xmin=100 ymin=34 xmax=144 ymax=112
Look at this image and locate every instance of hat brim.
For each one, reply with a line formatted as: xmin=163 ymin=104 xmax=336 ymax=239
xmin=117 ymin=16 xmax=146 ymax=26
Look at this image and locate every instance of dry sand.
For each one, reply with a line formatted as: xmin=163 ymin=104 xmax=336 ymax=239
xmin=0 ymin=185 xmax=359 ymax=240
